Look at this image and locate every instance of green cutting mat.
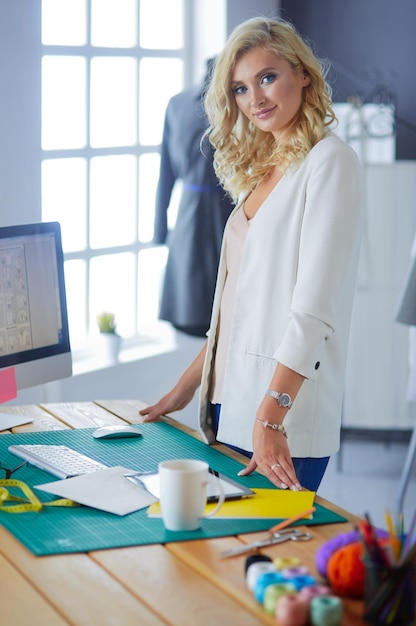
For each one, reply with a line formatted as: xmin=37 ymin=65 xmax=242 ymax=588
xmin=0 ymin=424 xmax=347 ymax=555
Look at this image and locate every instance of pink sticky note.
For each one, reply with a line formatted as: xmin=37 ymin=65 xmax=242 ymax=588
xmin=0 ymin=367 xmax=18 ymax=403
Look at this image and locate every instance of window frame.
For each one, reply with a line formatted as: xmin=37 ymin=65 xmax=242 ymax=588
xmin=41 ymin=0 xmax=193 ymax=352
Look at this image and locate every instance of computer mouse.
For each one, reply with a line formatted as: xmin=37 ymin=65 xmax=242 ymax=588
xmin=92 ymin=424 xmax=143 ymax=439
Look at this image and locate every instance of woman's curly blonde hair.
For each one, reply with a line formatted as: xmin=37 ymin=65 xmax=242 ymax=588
xmin=204 ymin=17 xmax=335 ymax=201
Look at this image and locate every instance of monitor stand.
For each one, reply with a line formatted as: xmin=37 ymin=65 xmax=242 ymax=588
xmin=0 ymin=413 xmax=33 ymax=432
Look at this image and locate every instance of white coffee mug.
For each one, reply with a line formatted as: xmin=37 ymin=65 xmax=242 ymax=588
xmin=158 ymin=459 xmax=225 ymax=531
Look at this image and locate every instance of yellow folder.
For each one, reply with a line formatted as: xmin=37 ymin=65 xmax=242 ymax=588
xmin=147 ymin=488 xmax=315 ymax=520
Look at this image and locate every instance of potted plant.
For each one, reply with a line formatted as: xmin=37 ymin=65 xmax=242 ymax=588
xmin=96 ymin=311 xmax=121 ymax=365
xmin=97 ymin=311 xmax=117 ymax=335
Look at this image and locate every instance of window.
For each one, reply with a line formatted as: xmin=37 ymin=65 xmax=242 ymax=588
xmin=41 ymin=0 xmax=185 ymax=350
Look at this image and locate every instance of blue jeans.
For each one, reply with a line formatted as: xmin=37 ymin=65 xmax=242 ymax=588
xmin=210 ymin=403 xmax=330 ymax=492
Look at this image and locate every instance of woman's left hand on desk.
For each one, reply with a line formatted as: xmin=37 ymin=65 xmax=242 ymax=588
xmin=239 ymin=426 xmax=302 ymax=492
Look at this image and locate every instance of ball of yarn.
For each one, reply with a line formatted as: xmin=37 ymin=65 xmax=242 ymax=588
xmin=244 ymin=553 xmax=272 ymax=573
xmin=310 ymin=595 xmax=343 ymax=626
xmin=315 ymin=528 xmax=389 ymax=578
xmin=246 ymin=561 xmax=277 ymax=592
xmin=300 ymin=584 xmax=332 ymax=601
xmin=263 ymin=582 xmax=297 ymax=616
xmin=275 ymin=593 xmax=310 ymax=626
xmin=326 ymin=541 xmax=365 ymax=597
xmin=281 ymin=565 xmax=310 ymax=579
xmin=274 ymin=556 xmax=301 ymax=570
xmin=288 ymin=574 xmax=317 ymax=591
xmin=253 ymin=571 xmax=285 ymax=603
xmin=315 ymin=530 xmax=360 ymax=577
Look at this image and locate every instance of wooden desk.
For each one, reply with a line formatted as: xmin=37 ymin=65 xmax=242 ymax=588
xmin=0 ymin=400 xmax=368 ymax=626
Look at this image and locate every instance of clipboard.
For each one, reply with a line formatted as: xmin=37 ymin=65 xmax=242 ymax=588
xmin=124 ymin=468 xmax=255 ymax=502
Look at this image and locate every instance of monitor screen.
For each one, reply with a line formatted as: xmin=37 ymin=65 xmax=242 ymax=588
xmin=0 ymin=221 xmax=72 ymax=392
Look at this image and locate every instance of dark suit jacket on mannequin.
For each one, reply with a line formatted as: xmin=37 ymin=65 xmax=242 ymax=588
xmin=154 ymin=81 xmax=234 ymax=337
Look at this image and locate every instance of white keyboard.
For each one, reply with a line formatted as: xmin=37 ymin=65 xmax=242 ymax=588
xmin=8 ymin=444 xmax=108 ymax=479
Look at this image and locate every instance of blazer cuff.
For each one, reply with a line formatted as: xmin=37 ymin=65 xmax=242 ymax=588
xmin=274 ymin=310 xmax=333 ymax=380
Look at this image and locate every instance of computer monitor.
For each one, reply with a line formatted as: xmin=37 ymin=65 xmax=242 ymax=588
xmin=0 ymin=221 xmax=72 ymax=396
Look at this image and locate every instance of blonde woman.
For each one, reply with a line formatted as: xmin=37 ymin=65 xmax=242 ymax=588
xmin=141 ymin=17 xmax=363 ymax=492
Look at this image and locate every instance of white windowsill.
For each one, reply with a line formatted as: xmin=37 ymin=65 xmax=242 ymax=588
xmin=71 ymin=322 xmax=179 ymax=376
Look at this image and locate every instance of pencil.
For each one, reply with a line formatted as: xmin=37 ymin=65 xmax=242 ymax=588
xmin=400 ymin=507 xmax=416 ymax=562
xmin=385 ymin=509 xmax=399 ymax=562
xmin=397 ymin=511 xmax=404 ymax=559
xmin=269 ymin=506 xmax=316 ymax=533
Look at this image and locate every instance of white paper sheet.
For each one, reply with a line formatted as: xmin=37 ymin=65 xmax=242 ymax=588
xmin=35 ymin=466 xmax=158 ymax=516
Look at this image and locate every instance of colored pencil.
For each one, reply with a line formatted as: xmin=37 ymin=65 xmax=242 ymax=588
xmin=397 ymin=511 xmax=404 ymax=559
xmin=268 ymin=506 xmax=316 ymax=533
xmin=362 ymin=513 xmax=416 ymax=623
xmin=401 ymin=507 xmax=416 ymax=562
xmin=385 ymin=508 xmax=399 ymax=562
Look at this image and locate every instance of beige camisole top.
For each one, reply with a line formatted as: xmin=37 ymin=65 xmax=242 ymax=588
xmin=210 ymin=206 xmax=250 ymax=403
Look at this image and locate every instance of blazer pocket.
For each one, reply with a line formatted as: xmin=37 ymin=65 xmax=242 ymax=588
xmin=245 ymin=350 xmax=277 ymax=369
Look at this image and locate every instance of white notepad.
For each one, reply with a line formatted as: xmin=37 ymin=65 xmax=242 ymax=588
xmin=35 ymin=466 xmax=158 ymax=516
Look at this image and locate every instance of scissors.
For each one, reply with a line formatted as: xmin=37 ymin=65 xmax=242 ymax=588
xmin=220 ymin=528 xmax=313 ymax=558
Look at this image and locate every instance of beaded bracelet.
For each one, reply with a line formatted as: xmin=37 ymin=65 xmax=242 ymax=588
xmin=255 ymin=418 xmax=288 ymax=438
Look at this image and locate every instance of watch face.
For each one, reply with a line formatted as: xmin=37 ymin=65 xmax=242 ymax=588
xmin=278 ymin=393 xmax=291 ymax=407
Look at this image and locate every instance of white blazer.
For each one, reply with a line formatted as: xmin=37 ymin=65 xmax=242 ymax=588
xmin=198 ymin=133 xmax=364 ymax=457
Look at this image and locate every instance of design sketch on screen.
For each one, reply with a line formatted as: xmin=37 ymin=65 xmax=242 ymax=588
xmin=0 ymin=222 xmax=72 ymax=392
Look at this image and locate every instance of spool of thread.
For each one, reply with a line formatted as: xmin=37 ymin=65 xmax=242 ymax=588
xmin=263 ymin=582 xmax=297 ymax=616
xmin=310 ymin=595 xmax=343 ymax=626
xmin=274 ymin=556 xmax=301 ymax=570
xmin=275 ymin=593 xmax=310 ymax=626
xmin=253 ymin=571 xmax=285 ymax=603
xmin=299 ymin=584 xmax=331 ymax=602
xmin=281 ymin=565 xmax=310 ymax=579
xmin=246 ymin=561 xmax=277 ymax=592
xmin=287 ymin=574 xmax=316 ymax=591
xmin=244 ymin=553 xmax=272 ymax=573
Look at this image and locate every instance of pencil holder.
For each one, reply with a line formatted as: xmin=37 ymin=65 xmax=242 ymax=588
xmin=363 ymin=560 xmax=416 ymax=625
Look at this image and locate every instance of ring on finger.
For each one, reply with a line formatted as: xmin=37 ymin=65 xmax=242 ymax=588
xmin=271 ymin=463 xmax=281 ymax=471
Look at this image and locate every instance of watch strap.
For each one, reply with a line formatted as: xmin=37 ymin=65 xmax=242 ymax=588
xmin=265 ymin=389 xmax=293 ymax=409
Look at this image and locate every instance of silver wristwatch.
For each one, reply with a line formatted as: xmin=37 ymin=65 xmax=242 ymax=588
xmin=265 ymin=389 xmax=293 ymax=409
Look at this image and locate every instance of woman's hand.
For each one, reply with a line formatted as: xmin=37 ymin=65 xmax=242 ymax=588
xmin=238 ymin=395 xmax=302 ymax=491
xmin=139 ymin=384 xmax=195 ymax=422
xmin=238 ymin=425 xmax=302 ymax=490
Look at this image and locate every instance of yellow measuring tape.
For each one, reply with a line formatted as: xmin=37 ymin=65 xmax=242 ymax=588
xmin=0 ymin=479 xmax=79 ymax=513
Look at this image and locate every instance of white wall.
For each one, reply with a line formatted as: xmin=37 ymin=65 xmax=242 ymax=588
xmin=226 ymin=0 xmax=280 ymax=32
xmin=190 ymin=0 xmax=227 ymax=85
xmin=344 ymin=162 xmax=416 ymax=431
xmin=0 ymin=0 xmax=41 ymax=226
